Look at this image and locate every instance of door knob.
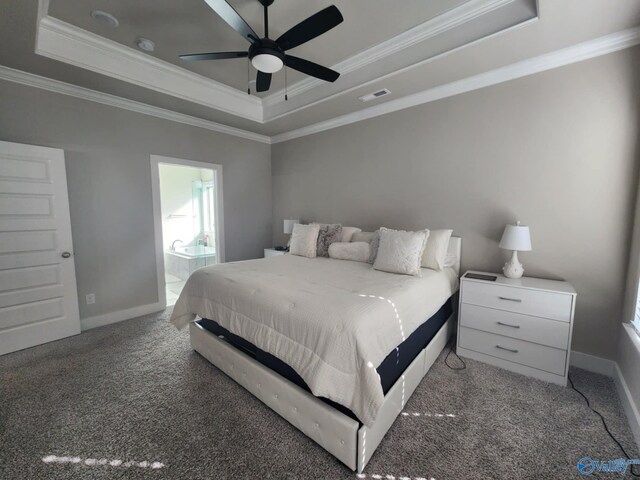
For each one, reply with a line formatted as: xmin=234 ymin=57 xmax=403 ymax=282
xmin=61 ymin=252 xmax=72 ymax=258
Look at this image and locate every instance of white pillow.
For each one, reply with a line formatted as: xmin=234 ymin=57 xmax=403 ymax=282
xmin=373 ymin=227 xmax=430 ymax=277
xmin=328 ymin=242 xmax=370 ymax=263
xmin=421 ymin=229 xmax=453 ymax=271
xmin=341 ymin=226 xmax=362 ymax=243
xmin=444 ymin=252 xmax=458 ymax=268
xmin=289 ymin=224 xmax=320 ymax=258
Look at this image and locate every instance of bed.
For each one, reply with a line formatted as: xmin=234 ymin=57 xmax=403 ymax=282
xmin=170 ymin=236 xmax=461 ymax=472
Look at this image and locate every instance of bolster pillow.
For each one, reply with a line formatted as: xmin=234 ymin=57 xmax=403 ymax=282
xmin=328 ymin=241 xmax=371 ymax=263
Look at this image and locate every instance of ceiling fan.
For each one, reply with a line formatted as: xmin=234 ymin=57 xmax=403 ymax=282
xmin=180 ymin=0 xmax=343 ymax=94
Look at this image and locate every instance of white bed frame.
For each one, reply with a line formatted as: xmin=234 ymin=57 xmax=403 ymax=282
xmin=189 ymin=237 xmax=461 ymax=473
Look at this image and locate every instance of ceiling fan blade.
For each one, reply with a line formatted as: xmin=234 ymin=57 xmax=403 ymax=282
xmin=285 ymin=55 xmax=339 ymax=83
xmin=180 ymin=51 xmax=248 ymax=61
xmin=276 ymin=5 xmax=343 ymax=51
xmin=203 ymin=0 xmax=260 ymax=45
xmin=256 ymin=71 xmax=272 ymax=92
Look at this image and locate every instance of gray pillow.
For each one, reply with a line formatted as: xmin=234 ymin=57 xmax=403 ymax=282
xmin=368 ymin=231 xmax=380 ymax=264
xmin=314 ymin=223 xmax=343 ymax=257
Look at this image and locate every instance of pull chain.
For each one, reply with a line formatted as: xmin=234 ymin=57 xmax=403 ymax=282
xmin=285 ymin=65 xmax=288 ymax=101
xmin=247 ymin=58 xmax=251 ymax=95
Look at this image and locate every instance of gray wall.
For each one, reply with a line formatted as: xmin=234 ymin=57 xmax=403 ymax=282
xmin=0 ymin=80 xmax=271 ymax=319
xmin=272 ymin=47 xmax=640 ymax=360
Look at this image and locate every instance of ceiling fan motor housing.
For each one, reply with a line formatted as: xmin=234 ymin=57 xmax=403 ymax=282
xmin=248 ymin=39 xmax=284 ymax=62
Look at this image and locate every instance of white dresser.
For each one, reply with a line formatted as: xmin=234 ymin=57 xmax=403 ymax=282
xmin=457 ymin=271 xmax=576 ymax=386
xmin=264 ymin=248 xmax=286 ymax=258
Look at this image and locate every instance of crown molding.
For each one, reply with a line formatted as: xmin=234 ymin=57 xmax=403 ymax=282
xmin=262 ymin=0 xmax=517 ymax=111
xmin=0 ymin=66 xmax=271 ymax=144
xmin=270 ymin=26 xmax=640 ymax=144
xmin=35 ymin=15 xmax=264 ymax=123
xmin=5 ymin=25 xmax=639 ymax=147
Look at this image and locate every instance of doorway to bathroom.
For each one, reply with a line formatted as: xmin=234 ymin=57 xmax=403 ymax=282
xmin=150 ymin=155 xmax=224 ymax=307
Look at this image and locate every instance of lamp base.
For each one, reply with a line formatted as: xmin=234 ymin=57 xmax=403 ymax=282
xmin=503 ymin=250 xmax=524 ymax=279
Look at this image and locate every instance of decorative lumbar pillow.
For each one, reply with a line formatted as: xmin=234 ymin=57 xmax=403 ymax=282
xmin=328 ymin=242 xmax=370 ymax=263
xmin=313 ymin=223 xmax=343 ymax=257
xmin=341 ymin=226 xmax=362 ymax=243
xmin=289 ymin=223 xmax=320 ymax=258
xmin=373 ymin=227 xmax=430 ymax=276
xmin=421 ymin=229 xmax=453 ymax=271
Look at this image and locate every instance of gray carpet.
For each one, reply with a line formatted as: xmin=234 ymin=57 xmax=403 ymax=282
xmin=0 ymin=309 xmax=637 ymax=480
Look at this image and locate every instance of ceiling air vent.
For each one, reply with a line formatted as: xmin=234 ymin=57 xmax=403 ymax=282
xmin=359 ymin=88 xmax=391 ymax=102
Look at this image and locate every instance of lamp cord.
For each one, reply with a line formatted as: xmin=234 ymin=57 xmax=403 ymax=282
xmin=444 ymin=336 xmax=466 ymax=370
xmin=443 ymin=343 xmax=636 ymax=474
xmin=568 ymin=373 xmax=640 ymax=478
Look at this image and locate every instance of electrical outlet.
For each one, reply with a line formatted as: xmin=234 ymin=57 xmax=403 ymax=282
xmin=86 ymin=293 xmax=96 ymax=305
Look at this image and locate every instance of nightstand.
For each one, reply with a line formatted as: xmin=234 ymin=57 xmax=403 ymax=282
xmin=457 ymin=270 xmax=576 ymax=386
xmin=264 ymin=248 xmax=286 ymax=258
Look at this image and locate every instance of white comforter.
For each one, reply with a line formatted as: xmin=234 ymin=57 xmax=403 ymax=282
xmin=170 ymin=255 xmax=458 ymax=426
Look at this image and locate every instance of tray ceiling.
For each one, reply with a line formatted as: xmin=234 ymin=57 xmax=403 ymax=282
xmin=37 ymin=0 xmax=540 ymax=123
xmin=1 ymin=0 xmax=640 ymax=141
xmin=48 ymin=0 xmax=471 ymax=94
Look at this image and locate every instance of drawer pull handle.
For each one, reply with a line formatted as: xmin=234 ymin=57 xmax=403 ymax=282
xmin=496 ymin=345 xmax=519 ymax=354
xmin=497 ymin=321 xmax=520 ymax=329
xmin=498 ymin=296 xmax=522 ymax=303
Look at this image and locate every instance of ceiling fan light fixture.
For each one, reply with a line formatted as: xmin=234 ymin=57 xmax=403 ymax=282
xmin=251 ymin=54 xmax=284 ymax=73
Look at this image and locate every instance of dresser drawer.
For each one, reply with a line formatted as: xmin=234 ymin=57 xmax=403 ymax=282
xmin=458 ymin=327 xmax=567 ymax=375
xmin=462 ymin=281 xmax=572 ymax=322
xmin=460 ymin=303 xmax=570 ymax=350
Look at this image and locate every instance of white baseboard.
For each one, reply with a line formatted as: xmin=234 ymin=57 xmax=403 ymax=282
xmin=570 ymin=350 xmax=615 ymax=377
xmin=569 ymin=349 xmax=639 ymax=449
xmin=80 ymin=302 xmax=165 ymax=331
xmin=615 ymin=363 xmax=640 ymax=449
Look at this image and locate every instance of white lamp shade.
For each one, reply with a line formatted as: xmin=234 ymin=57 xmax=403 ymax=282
xmin=284 ymin=219 xmax=299 ymax=235
xmin=252 ymin=54 xmax=284 ymax=73
xmin=499 ymin=223 xmax=532 ymax=251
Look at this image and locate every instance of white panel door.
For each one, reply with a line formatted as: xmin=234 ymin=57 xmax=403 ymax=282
xmin=0 ymin=141 xmax=80 ymax=355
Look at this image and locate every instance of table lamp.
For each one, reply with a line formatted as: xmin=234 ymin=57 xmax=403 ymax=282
xmin=499 ymin=221 xmax=532 ymax=279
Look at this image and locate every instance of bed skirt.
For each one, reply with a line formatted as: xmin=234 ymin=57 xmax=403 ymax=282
xmin=189 ymin=314 xmax=454 ymax=472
